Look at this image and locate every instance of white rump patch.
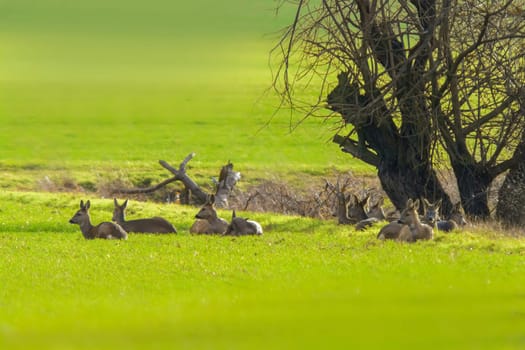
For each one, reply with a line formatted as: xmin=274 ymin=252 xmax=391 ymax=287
xmin=247 ymin=220 xmax=263 ymax=235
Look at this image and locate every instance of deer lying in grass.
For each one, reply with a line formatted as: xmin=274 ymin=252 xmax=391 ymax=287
xmin=354 ymin=195 xmax=390 ymax=230
xmin=367 ymin=196 xmax=386 ymax=220
xmin=112 ymin=198 xmax=177 ymax=234
xmin=422 ymin=199 xmax=467 ymax=232
xmin=449 ymin=202 xmax=468 ymax=228
xmin=333 ymin=191 xmax=386 ymax=230
xmin=333 ymin=191 xmax=359 ymax=224
xmin=397 ymin=199 xmax=434 ymax=242
xmin=334 ymin=191 xmax=365 ymax=222
xmin=224 ymin=210 xmax=263 ymax=236
xmin=69 ymin=200 xmax=127 ymax=240
xmin=377 ymin=199 xmax=433 ymax=242
xmin=190 ymin=195 xmax=228 ymax=234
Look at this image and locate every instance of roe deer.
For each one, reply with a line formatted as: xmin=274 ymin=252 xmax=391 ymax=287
xmin=367 ymin=197 xmax=386 ymax=220
xmin=448 ymin=202 xmax=468 ymax=228
xmin=189 ymin=195 xmax=228 ymax=234
xmin=329 ymin=179 xmax=382 ymax=230
xmin=334 ymin=192 xmax=371 ymax=223
xmin=422 ymin=199 xmax=467 ymax=232
xmin=69 ymin=200 xmax=127 ymax=240
xmin=112 ymin=199 xmax=177 ymax=234
xmin=422 ymin=198 xmax=442 ymax=228
xmin=397 ymin=199 xmax=434 ymax=242
xmin=355 ymin=196 xmax=386 ymax=230
xmin=377 ymin=221 xmax=405 ymax=240
xmin=224 ymin=210 xmax=263 ymax=236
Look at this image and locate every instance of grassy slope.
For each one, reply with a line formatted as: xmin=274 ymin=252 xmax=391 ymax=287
xmin=0 ymin=0 xmax=372 ymax=192
xmin=0 ymin=191 xmax=524 ymax=349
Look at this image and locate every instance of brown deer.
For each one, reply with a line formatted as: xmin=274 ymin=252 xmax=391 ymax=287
xmin=328 ymin=178 xmax=384 ymax=230
xmin=334 ymin=191 xmax=371 ymax=223
xmin=334 ymin=191 xmax=386 ymax=230
xmin=377 ymin=221 xmax=405 ymax=240
xmin=448 ymin=202 xmax=468 ymax=228
xmin=355 ymin=196 xmax=387 ymax=230
xmin=367 ymin=196 xmax=386 ymax=220
xmin=189 ymin=195 xmax=228 ymax=234
xmin=224 ymin=210 xmax=263 ymax=236
xmin=422 ymin=198 xmax=442 ymax=228
xmin=377 ymin=199 xmax=434 ymax=242
xmin=397 ymin=199 xmax=434 ymax=242
xmin=422 ymin=199 xmax=467 ymax=232
xmin=69 ymin=200 xmax=127 ymax=240
xmin=112 ymin=199 xmax=177 ymax=234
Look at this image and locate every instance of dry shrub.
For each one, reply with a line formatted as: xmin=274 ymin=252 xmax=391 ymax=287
xmin=37 ymin=175 xmax=82 ymax=192
xmin=98 ymin=176 xmax=183 ymax=204
xmin=229 ymin=173 xmax=386 ymax=219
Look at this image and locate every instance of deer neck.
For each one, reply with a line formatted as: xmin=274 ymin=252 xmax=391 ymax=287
xmin=208 ymin=215 xmax=221 ymax=226
xmin=409 ymin=213 xmax=424 ymax=232
xmin=115 ymin=212 xmax=125 ymax=224
xmin=79 ymin=217 xmax=95 ymax=239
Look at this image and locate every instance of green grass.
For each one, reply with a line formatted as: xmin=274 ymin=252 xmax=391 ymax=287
xmin=1 ymin=192 xmax=525 ymax=349
xmin=0 ymin=0 xmax=372 ymax=191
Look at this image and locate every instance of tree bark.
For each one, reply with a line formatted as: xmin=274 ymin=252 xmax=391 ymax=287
xmin=496 ymin=131 xmax=525 ymax=226
xmin=450 ymin=162 xmax=491 ymax=218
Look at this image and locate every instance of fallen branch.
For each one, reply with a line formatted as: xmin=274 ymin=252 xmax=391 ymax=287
xmin=114 ymin=152 xmax=239 ymax=207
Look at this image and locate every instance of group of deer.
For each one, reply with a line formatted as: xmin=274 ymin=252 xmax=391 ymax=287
xmin=336 ymin=193 xmax=467 ymax=243
xmin=68 ymin=194 xmax=262 ymax=240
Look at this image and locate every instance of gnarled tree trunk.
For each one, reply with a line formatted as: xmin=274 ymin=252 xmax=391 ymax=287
xmin=451 ymin=162 xmax=492 ymax=218
xmin=329 ymin=72 xmax=453 ymax=213
xmin=496 ymin=132 xmax=525 ymax=226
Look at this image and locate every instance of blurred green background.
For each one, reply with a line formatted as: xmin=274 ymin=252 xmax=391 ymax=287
xmin=0 ymin=0 xmax=359 ymax=179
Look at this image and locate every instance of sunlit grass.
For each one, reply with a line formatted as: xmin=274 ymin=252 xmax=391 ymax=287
xmin=0 ymin=192 xmax=524 ymax=349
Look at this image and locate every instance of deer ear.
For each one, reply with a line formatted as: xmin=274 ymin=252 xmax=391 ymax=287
xmin=406 ymin=198 xmax=413 ymax=208
xmin=123 ymin=199 xmax=128 ymax=208
xmin=114 ymin=198 xmax=118 ymax=206
xmin=422 ymin=198 xmax=431 ymax=208
xmin=209 ymin=194 xmax=215 ymax=204
xmin=85 ymin=200 xmax=91 ymax=210
xmin=436 ymin=198 xmax=442 ymax=208
xmin=413 ymin=199 xmax=420 ymax=210
xmin=232 ymin=210 xmax=236 ymax=219
xmin=80 ymin=200 xmax=84 ymax=209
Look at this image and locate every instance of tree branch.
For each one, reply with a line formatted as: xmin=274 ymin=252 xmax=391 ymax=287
xmin=333 ymin=134 xmax=380 ymax=167
xmin=116 ymin=177 xmax=178 ymax=194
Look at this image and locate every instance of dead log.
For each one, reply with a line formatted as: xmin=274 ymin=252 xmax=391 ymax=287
xmin=158 ymin=154 xmax=209 ymax=203
xmin=114 ymin=152 xmax=239 ymax=207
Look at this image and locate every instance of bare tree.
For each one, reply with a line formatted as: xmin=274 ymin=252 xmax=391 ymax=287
xmin=272 ymin=0 xmax=525 ymax=218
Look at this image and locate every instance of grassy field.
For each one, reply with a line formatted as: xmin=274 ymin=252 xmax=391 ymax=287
xmin=0 ymin=0 xmax=372 ymax=192
xmin=1 ymin=1 xmax=525 ymax=349
xmin=1 ymin=192 xmax=525 ymax=350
